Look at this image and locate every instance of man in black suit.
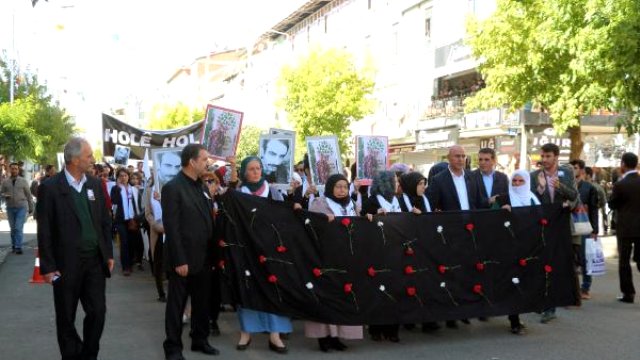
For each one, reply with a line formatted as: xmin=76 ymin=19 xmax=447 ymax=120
xmin=162 ymin=144 xmax=219 ymax=359
xmin=426 ymin=145 xmax=482 ymax=212
xmin=37 ymin=137 xmax=114 ymax=360
xmin=471 ymin=148 xmax=509 ymax=209
xmin=425 ymin=145 xmax=481 ymax=329
xmin=608 ymin=152 xmax=640 ymax=304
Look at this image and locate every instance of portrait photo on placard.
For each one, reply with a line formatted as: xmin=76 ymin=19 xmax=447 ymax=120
xmin=202 ymin=104 xmax=243 ymax=161
xmin=113 ymin=145 xmax=131 ymax=165
xmin=258 ymin=135 xmax=294 ymax=185
xmin=306 ymin=136 xmax=342 ymax=186
xmin=355 ymin=136 xmax=388 ymax=185
xmin=151 ymin=147 xmax=183 ymax=193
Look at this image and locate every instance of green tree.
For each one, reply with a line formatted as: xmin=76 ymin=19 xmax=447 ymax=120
xmin=147 ymin=102 xmax=204 ymax=130
xmin=235 ymin=124 xmax=262 ymax=161
xmin=465 ymin=0 xmax=640 ymax=158
xmin=1 ymin=56 xmax=75 ymax=162
xmin=278 ymin=47 xmax=376 ymax=157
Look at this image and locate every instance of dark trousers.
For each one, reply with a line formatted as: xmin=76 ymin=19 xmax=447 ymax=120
xmin=127 ymin=227 xmax=144 ymax=265
xmin=618 ymin=236 xmax=640 ymax=296
xmin=53 ymin=255 xmax=106 ymax=360
xmin=152 ymin=236 xmax=165 ymax=298
xmin=114 ymin=223 xmax=131 ymax=270
xmin=163 ymin=268 xmax=212 ymax=357
xmin=209 ymin=268 xmax=221 ymax=324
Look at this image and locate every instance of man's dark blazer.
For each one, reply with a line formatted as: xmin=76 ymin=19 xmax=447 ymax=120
xmin=608 ymin=171 xmax=640 ymax=239
xmin=36 ymin=172 xmax=113 ymax=277
xmin=471 ymin=169 xmax=510 ymax=209
xmin=161 ymin=171 xmax=215 ymax=274
xmin=426 ymin=168 xmax=482 ymax=211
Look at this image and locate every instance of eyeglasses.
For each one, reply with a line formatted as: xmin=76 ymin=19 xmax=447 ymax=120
xmin=206 ymin=180 xmax=218 ymax=185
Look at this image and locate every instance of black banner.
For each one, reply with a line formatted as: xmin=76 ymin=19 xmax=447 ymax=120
xmin=218 ymin=191 xmax=578 ymax=325
xmin=102 ymin=113 xmax=204 ymax=160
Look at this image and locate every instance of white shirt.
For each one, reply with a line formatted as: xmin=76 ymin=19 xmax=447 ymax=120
xmin=64 ymin=168 xmax=87 ymax=193
xmin=449 ymin=167 xmax=470 ymax=210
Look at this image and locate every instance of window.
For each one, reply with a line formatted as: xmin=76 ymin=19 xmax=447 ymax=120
xmin=424 ymin=17 xmax=431 ymax=39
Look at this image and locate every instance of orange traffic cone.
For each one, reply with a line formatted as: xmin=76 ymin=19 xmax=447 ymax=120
xmin=29 ymin=248 xmax=46 ymax=284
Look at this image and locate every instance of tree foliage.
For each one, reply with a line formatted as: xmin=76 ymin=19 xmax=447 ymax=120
xmin=466 ymin=0 xmax=640 ymax=157
xmin=235 ymin=124 xmax=262 ymax=161
xmin=0 ymin=56 xmax=75 ymax=164
xmin=147 ymin=102 xmax=205 ymax=130
xmin=278 ymin=47 xmax=376 ymax=156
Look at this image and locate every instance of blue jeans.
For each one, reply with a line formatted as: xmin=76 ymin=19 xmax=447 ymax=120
xmin=7 ymin=206 xmax=27 ymax=250
xmin=581 ymin=236 xmax=593 ymax=291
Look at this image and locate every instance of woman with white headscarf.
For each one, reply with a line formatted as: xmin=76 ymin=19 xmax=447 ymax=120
xmin=509 ymin=170 xmax=541 ymax=207
xmin=506 ymin=169 xmax=541 ymax=335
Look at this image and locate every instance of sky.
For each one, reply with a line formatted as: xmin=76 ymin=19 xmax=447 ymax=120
xmin=0 ymin=0 xmax=306 ymax=136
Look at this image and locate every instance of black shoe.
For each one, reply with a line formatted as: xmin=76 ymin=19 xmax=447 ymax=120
xmin=165 ymin=353 xmax=185 ymax=360
xmin=422 ymin=322 xmax=441 ymax=333
xmin=461 ymin=318 xmax=471 ymax=325
xmin=318 ymin=337 xmax=331 ymax=352
xmin=385 ymin=335 xmax=400 ymax=343
xmin=191 ymin=342 xmax=220 ymax=355
xmin=445 ymin=320 xmax=458 ymax=329
xmin=617 ymin=295 xmax=635 ymax=303
xmin=236 ymin=338 xmax=251 ymax=351
xmin=510 ymin=323 xmax=526 ymax=335
xmin=15 ymin=249 xmax=23 ymax=255
xmin=330 ymin=337 xmax=347 ymax=351
xmin=268 ymin=340 xmax=288 ymax=354
xmin=157 ymin=295 xmax=167 ymax=303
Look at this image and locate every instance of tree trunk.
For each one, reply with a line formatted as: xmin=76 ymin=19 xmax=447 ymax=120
xmin=568 ymin=125 xmax=583 ymax=160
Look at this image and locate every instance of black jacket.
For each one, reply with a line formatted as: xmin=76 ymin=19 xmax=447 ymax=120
xmin=471 ymin=169 xmax=510 ymax=209
xmin=577 ymin=179 xmax=599 ymax=234
xmin=36 ymin=172 xmax=113 ymax=277
xmin=426 ymin=168 xmax=482 ymax=211
xmin=161 ymin=171 xmax=216 ymax=274
xmin=608 ymin=172 xmax=640 ymax=238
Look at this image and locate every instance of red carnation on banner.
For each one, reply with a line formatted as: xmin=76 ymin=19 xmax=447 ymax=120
xmin=438 ymin=264 xmax=461 ymax=274
xmin=404 ymin=265 xmax=428 ymax=275
xmin=268 ymin=274 xmax=282 ymax=302
xmin=473 ymin=283 xmax=492 ymax=306
xmin=271 ymin=224 xmax=288 ymax=253
xmin=218 ymin=239 xmax=245 ymax=248
xmin=341 ymin=217 xmax=356 ymax=255
xmin=258 ymin=254 xmax=292 ymax=265
xmin=406 ymin=286 xmax=424 ymax=306
xmin=544 ymin=264 xmax=553 ymax=297
xmin=466 ymin=223 xmax=478 ymax=249
xmin=539 ymin=218 xmax=548 ymax=247
xmin=476 ymin=260 xmax=500 ymax=272
xmin=313 ymin=267 xmax=347 ymax=278
xmin=367 ymin=266 xmax=390 ymax=277
xmin=518 ymin=256 xmax=538 ymax=267
xmin=403 ymin=238 xmax=417 ymax=256
xmin=343 ymin=282 xmax=359 ymax=312
xmin=276 ymin=245 xmax=287 ymax=253
xmin=217 ymin=260 xmax=225 ymax=271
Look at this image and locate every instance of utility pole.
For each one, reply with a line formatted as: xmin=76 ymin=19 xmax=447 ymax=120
xmin=9 ymin=9 xmax=15 ymax=104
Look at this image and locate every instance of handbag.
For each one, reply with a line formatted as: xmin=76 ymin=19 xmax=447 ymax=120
xmin=584 ymin=237 xmax=606 ymax=276
xmin=571 ymin=205 xmax=593 ymax=236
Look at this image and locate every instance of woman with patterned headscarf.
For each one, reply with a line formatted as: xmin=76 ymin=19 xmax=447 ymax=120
xmin=360 ymin=171 xmax=402 ymax=342
xmin=233 ymin=156 xmax=290 ymax=353
xmin=304 ymin=174 xmax=364 ymax=351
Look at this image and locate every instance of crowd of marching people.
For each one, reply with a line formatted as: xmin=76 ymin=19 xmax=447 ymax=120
xmin=21 ymin=137 xmax=639 ymax=360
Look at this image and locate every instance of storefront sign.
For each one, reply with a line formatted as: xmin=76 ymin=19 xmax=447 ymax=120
xmin=415 ymin=126 xmax=459 ymax=150
xmin=464 ymin=109 xmax=501 ymax=129
xmin=479 ymin=137 xmax=496 ymax=149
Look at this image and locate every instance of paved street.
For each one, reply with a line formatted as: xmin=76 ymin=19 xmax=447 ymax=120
xmin=1 ymin=218 xmax=639 ymax=360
